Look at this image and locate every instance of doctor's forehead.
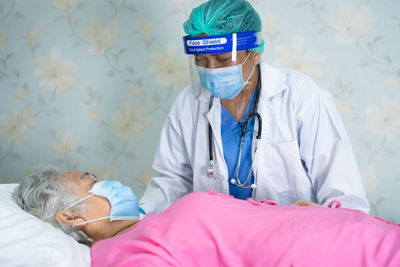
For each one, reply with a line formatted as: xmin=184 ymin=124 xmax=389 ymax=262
xmin=194 ymin=51 xmax=247 ymax=63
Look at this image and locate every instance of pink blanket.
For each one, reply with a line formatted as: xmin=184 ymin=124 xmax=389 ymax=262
xmin=91 ymin=191 xmax=400 ymax=267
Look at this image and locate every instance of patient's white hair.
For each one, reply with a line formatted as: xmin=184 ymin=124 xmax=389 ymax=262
xmin=12 ymin=167 xmax=92 ymax=246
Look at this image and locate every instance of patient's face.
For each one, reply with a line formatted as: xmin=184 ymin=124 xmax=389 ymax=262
xmin=59 ymin=171 xmax=137 ymax=242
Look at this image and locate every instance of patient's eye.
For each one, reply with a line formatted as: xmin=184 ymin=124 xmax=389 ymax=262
xmin=90 ymin=173 xmax=98 ymax=182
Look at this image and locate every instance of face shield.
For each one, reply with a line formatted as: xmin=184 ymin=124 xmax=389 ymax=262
xmin=183 ymin=31 xmax=261 ymax=102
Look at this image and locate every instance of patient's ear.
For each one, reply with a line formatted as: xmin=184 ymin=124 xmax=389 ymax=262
xmin=55 ymin=210 xmax=85 ymax=227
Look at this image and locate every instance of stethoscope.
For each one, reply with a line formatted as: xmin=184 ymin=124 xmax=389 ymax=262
xmin=207 ymin=66 xmax=262 ymax=189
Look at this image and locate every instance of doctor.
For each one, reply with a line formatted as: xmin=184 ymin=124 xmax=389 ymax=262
xmin=140 ymin=0 xmax=370 ymax=214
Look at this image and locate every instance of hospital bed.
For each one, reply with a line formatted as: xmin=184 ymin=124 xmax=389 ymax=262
xmin=0 ymin=183 xmax=90 ymax=267
xmin=2 ymin=182 xmax=399 ymax=266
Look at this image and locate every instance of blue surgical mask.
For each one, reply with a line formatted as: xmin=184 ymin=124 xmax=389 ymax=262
xmin=64 ymin=181 xmax=145 ymax=226
xmin=196 ymin=51 xmax=255 ymax=99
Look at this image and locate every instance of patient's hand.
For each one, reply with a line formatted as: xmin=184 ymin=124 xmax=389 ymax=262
xmin=291 ymin=200 xmax=321 ymax=206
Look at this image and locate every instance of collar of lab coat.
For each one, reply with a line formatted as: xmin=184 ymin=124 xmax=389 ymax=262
xmin=258 ymin=61 xmax=288 ymax=99
xmin=197 ymin=61 xmax=288 ymax=104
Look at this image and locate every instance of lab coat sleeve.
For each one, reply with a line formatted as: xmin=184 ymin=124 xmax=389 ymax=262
xmin=139 ymin=95 xmax=193 ymax=214
xmin=295 ymin=76 xmax=370 ymax=213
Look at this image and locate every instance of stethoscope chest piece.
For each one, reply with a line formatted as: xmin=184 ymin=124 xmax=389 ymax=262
xmin=206 ymin=160 xmax=215 ymax=178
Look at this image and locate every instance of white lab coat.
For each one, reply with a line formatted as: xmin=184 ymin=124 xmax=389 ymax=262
xmin=140 ymin=62 xmax=370 ymax=214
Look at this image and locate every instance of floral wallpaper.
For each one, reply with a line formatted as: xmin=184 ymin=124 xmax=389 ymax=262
xmin=0 ymin=0 xmax=399 ymax=222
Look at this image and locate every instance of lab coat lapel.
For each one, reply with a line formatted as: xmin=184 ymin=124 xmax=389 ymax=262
xmin=206 ymin=97 xmax=229 ymax=191
xmin=251 ymin=62 xmax=287 ymax=199
xmin=206 ymin=97 xmax=222 ymax=152
xmin=252 ymin=61 xmax=284 ymax=161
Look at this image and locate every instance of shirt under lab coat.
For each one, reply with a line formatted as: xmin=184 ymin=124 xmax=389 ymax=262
xmin=139 ymin=61 xmax=370 ymax=214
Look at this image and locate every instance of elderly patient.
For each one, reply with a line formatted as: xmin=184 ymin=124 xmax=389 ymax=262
xmin=13 ymin=168 xmax=400 ymax=267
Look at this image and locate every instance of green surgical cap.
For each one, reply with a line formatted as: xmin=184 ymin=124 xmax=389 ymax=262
xmin=183 ymin=0 xmax=264 ymax=54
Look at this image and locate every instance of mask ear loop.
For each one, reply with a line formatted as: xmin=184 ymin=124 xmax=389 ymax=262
xmin=242 ymin=50 xmax=253 ymax=64
xmin=63 ymin=193 xmax=107 ymax=227
xmin=64 ymin=193 xmax=95 ymax=210
xmin=73 ymin=216 xmax=111 ymax=227
xmin=244 ymin=64 xmax=256 ymax=85
xmin=242 ymin=51 xmax=255 ymax=85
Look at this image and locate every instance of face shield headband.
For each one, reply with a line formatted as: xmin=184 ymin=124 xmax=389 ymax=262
xmin=183 ymin=31 xmax=260 ymax=56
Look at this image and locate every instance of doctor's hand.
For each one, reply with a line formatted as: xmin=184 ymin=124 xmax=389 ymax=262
xmin=291 ymin=200 xmax=321 ymax=206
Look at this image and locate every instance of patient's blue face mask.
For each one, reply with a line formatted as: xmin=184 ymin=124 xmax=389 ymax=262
xmin=196 ymin=51 xmax=255 ymax=99
xmin=64 ymin=181 xmax=143 ymax=226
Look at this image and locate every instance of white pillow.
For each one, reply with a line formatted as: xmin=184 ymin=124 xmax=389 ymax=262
xmin=0 ymin=183 xmax=91 ymax=267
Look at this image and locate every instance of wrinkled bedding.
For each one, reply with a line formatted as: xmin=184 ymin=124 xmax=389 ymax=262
xmin=91 ymin=191 xmax=400 ymax=267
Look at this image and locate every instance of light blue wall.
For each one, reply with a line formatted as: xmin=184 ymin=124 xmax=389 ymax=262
xmin=0 ymin=0 xmax=399 ymax=222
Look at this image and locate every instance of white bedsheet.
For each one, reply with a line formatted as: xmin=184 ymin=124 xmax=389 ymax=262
xmin=0 ymin=183 xmax=90 ymax=267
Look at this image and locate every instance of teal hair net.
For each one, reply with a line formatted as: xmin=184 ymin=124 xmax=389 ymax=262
xmin=183 ymin=0 xmax=264 ymax=53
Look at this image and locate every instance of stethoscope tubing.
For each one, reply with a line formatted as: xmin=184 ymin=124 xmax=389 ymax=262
xmin=207 ymin=65 xmax=262 ymax=188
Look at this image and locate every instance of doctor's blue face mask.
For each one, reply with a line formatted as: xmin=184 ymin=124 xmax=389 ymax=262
xmin=196 ymin=51 xmax=255 ymax=99
xmin=63 ymin=181 xmax=144 ymax=226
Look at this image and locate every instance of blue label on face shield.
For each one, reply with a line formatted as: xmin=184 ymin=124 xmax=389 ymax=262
xmin=183 ymin=31 xmax=259 ymax=54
